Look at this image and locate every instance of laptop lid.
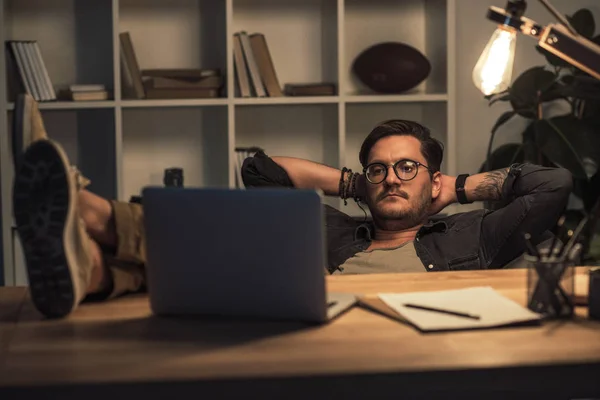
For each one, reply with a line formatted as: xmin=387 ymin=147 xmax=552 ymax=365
xmin=142 ymin=187 xmax=331 ymax=323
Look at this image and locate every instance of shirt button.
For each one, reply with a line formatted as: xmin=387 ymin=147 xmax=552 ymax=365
xmin=428 ymin=264 xmax=434 ymax=269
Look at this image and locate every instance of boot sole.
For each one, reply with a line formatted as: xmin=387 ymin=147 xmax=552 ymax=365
xmin=12 ymin=94 xmax=33 ymax=168
xmin=13 ymin=140 xmax=78 ymax=318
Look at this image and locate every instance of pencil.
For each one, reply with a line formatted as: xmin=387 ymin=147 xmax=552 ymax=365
xmin=403 ymin=303 xmax=481 ymax=320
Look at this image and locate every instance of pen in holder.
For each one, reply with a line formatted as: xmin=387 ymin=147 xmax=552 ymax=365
xmin=524 ymin=232 xmax=582 ymax=319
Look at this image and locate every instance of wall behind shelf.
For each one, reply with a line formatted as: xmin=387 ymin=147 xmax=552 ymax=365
xmin=231 ymin=0 xmax=338 ymax=88
xmin=119 ymin=0 xmax=227 ymax=76
xmin=121 ymin=107 xmax=229 ymax=201
xmin=235 ymin=104 xmax=339 ymax=166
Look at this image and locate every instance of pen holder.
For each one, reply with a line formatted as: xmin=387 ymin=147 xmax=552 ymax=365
xmin=525 ymin=251 xmax=575 ymax=319
xmin=589 ymin=268 xmax=600 ymax=321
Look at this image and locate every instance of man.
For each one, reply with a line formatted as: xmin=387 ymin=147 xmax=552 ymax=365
xmin=242 ymin=120 xmax=572 ymax=274
xmin=12 ymin=95 xmax=572 ymax=319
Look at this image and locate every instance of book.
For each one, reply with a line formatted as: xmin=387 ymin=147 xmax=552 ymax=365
xmin=233 ymin=33 xmax=251 ymax=97
xmin=141 ymin=68 xmax=220 ymax=79
xmin=57 ymin=89 xmax=109 ymax=101
xmin=24 ymin=42 xmax=50 ymax=101
xmin=239 ymin=31 xmax=266 ymax=97
xmin=249 ymin=33 xmax=283 ymax=97
xmin=144 ymin=86 xmax=220 ymax=99
xmin=284 ymin=83 xmax=336 ymax=96
xmin=72 ymin=91 xmax=108 ymax=101
xmin=119 ymin=32 xmax=145 ymax=99
xmin=144 ymin=75 xmax=222 ymax=90
xmin=6 ymin=41 xmax=33 ymax=98
xmin=31 ymin=42 xmax=56 ymax=100
xmin=15 ymin=42 xmax=42 ymax=101
xmin=69 ymin=84 xmax=106 ymax=92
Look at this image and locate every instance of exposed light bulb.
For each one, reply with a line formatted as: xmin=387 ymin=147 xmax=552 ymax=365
xmin=473 ymin=26 xmax=517 ymax=96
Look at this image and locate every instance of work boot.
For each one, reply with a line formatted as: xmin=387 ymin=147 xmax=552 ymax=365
xmin=13 ymin=94 xmax=49 ymax=168
xmin=13 ymin=140 xmax=93 ymax=318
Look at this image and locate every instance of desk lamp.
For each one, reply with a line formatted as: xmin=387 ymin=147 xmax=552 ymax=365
xmin=473 ymin=0 xmax=600 ymax=95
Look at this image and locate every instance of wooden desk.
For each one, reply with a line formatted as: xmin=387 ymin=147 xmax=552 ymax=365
xmin=1 ymin=269 xmax=599 ymax=399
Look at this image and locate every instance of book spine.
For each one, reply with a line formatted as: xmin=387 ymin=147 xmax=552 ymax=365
xmin=24 ymin=42 xmax=50 ymax=101
xmin=31 ymin=41 xmax=56 ymax=100
xmin=119 ymin=32 xmax=146 ymax=99
xmin=233 ymin=33 xmax=251 ymax=97
xmin=16 ymin=42 xmax=42 ymax=101
xmin=147 ymin=76 xmax=222 ymax=89
xmin=239 ymin=31 xmax=266 ymax=97
xmin=249 ymin=34 xmax=283 ymax=97
xmin=8 ymin=42 xmax=33 ymax=96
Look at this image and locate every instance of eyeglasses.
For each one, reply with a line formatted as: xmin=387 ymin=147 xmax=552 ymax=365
xmin=363 ymin=159 xmax=432 ymax=184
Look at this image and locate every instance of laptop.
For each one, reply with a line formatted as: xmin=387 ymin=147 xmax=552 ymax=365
xmin=142 ymin=187 xmax=356 ymax=323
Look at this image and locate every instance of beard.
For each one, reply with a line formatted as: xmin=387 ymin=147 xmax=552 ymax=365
xmin=366 ymin=184 xmax=432 ymax=231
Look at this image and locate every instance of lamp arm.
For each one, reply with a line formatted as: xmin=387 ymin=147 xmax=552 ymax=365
xmin=537 ymin=0 xmax=578 ymax=36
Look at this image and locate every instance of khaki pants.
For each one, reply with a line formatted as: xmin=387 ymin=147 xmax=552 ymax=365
xmin=102 ymin=201 xmax=147 ymax=299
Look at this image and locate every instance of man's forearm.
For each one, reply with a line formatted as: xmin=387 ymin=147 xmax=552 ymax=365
xmin=464 ymin=168 xmax=510 ymax=202
xmin=271 ymin=156 xmax=342 ymax=196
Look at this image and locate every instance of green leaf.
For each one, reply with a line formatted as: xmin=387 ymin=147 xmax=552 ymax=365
xmin=574 ymin=172 xmax=600 ymax=212
xmin=522 ymin=123 xmax=540 ymax=163
xmin=556 ymin=73 xmax=600 ymax=100
xmin=568 ymin=9 xmax=595 ymax=39
xmin=509 ymin=67 xmax=556 ymax=118
xmin=479 ymin=143 xmax=524 ymax=173
xmin=488 ymin=93 xmax=511 ymax=107
xmin=491 ymin=111 xmax=516 ymax=134
xmin=482 ymin=111 xmax=517 ymax=172
xmin=548 ymin=116 xmax=600 ymax=166
xmin=534 ymin=118 xmax=588 ymax=179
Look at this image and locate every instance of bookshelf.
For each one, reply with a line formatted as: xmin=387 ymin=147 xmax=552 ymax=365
xmin=0 ymin=0 xmax=457 ymax=285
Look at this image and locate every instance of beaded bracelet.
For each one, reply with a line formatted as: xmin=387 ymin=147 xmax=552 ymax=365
xmin=344 ymin=169 xmax=353 ymax=205
xmin=350 ymin=172 xmax=359 ymax=201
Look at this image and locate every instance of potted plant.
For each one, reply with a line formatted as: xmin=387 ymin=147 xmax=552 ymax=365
xmin=481 ymin=8 xmax=600 ymax=262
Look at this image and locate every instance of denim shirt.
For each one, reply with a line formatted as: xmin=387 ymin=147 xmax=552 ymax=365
xmin=242 ymin=152 xmax=573 ymax=274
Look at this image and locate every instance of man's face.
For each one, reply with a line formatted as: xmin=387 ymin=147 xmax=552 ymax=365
xmin=364 ymin=135 xmax=439 ymax=229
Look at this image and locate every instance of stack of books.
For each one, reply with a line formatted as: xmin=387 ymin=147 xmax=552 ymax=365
xmin=59 ymin=84 xmax=109 ymax=101
xmin=6 ymin=40 xmax=56 ymax=102
xmin=233 ymin=31 xmax=336 ymax=98
xmin=119 ymin=31 xmax=223 ymax=99
xmin=233 ymin=31 xmax=282 ymax=98
xmin=284 ymin=83 xmax=336 ymax=96
xmin=142 ymin=69 xmax=223 ymax=99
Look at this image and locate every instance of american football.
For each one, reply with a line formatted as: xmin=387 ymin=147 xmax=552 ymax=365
xmin=352 ymin=42 xmax=431 ymax=94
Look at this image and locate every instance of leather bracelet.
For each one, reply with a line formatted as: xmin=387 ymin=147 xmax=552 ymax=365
xmin=455 ymin=174 xmax=472 ymax=204
xmin=339 ymin=167 xmax=348 ymax=199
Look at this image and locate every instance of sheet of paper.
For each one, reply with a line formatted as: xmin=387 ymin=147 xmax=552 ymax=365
xmin=327 ymin=292 xmax=357 ymax=320
xmin=378 ymin=286 xmax=541 ymax=332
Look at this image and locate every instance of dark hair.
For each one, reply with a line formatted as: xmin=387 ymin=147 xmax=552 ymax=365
xmin=358 ymin=119 xmax=444 ymax=173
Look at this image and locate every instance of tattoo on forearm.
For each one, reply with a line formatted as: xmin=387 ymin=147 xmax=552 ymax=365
xmin=473 ymin=168 xmax=509 ymax=201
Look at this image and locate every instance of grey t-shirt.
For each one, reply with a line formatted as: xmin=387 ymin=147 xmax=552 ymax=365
xmin=333 ymin=241 xmax=426 ymax=275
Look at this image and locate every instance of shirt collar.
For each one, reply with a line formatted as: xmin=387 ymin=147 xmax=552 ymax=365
xmin=419 ymin=219 xmax=448 ymax=234
xmin=354 ymin=218 xmax=448 ymax=240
